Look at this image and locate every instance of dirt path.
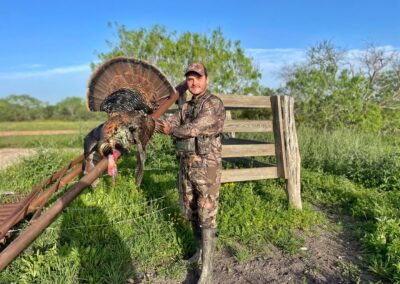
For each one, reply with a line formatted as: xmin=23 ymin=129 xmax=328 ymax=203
xmin=138 ymin=209 xmax=377 ymax=284
xmin=0 ymin=148 xmax=36 ymax=170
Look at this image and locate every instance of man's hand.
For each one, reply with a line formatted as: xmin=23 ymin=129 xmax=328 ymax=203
xmin=155 ymin=120 xmax=172 ymax=135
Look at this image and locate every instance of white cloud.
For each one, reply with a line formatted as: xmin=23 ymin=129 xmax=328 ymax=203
xmin=0 ymin=64 xmax=91 ymax=79
xmin=246 ymin=48 xmax=307 ymax=88
xmin=26 ymin=64 xmax=44 ymax=69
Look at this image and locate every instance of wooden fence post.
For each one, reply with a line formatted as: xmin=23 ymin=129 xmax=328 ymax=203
xmin=271 ymin=96 xmax=287 ymax=179
xmin=225 ymin=110 xmax=235 ymax=138
xmin=281 ymin=96 xmax=302 ymax=210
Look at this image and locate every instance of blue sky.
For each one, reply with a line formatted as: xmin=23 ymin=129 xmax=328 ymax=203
xmin=1 ymin=0 xmax=399 ymax=103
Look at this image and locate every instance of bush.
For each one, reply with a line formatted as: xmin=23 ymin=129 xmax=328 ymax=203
xmin=299 ymin=126 xmax=400 ymax=191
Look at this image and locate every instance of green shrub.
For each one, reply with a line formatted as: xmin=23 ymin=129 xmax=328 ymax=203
xmin=302 ymin=169 xmax=400 ymax=281
xmin=299 ymin=126 xmax=400 ymax=191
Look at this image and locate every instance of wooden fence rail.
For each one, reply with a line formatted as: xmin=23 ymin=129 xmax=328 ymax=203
xmin=212 ymin=94 xmax=302 ymax=210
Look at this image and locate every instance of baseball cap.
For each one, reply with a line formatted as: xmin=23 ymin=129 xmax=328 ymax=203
xmin=184 ymin=62 xmax=207 ymax=77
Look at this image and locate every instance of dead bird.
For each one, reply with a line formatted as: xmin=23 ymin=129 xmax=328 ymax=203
xmin=83 ymin=57 xmax=176 ymax=188
xmin=84 ymin=111 xmax=155 ymax=187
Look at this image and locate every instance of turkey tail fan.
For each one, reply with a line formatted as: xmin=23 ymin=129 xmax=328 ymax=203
xmin=86 ymin=57 xmax=176 ymax=114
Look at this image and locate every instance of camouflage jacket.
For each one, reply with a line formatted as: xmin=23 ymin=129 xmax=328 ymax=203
xmin=164 ymin=90 xmax=225 ymax=164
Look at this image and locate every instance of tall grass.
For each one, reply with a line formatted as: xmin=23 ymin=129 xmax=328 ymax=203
xmin=299 ymin=126 xmax=400 ymax=281
xmin=299 ymin=126 xmax=400 ymax=191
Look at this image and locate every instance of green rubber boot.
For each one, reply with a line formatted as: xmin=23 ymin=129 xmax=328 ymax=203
xmin=197 ymin=228 xmax=216 ymax=284
xmin=188 ymin=221 xmax=202 ymax=264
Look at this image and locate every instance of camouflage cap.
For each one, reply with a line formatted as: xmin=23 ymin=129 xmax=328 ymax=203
xmin=185 ymin=62 xmax=207 ymax=77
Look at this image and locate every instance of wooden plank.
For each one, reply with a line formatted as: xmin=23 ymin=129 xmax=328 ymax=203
xmin=221 ymin=167 xmax=278 ymax=183
xmin=270 ymin=96 xmax=287 ymax=178
xmin=223 ymin=120 xmax=272 ymax=133
xmin=215 ymin=94 xmax=271 ymax=109
xmin=223 ymin=157 xmax=275 ymax=168
xmin=222 ymin=138 xmax=268 ymax=145
xmin=222 ymin=144 xmax=275 ymax=157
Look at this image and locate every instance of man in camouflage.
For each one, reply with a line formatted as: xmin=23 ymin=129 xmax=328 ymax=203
xmin=157 ymin=62 xmax=225 ymax=283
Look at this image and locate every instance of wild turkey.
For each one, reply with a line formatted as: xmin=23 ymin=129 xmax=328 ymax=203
xmin=84 ymin=57 xmax=176 ymax=187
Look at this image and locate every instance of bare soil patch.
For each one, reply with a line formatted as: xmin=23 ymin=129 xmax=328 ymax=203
xmin=139 ymin=209 xmax=378 ymax=284
xmin=0 ymin=148 xmax=36 ymax=170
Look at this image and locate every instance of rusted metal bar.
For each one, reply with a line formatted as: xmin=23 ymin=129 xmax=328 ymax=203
xmin=0 ymin=155 xmax=84 ymax=241
xmin=0 ymin=158 xmax=107 ymax=271
xmin=28 ymin=165 xmax=82 ymax=213
xmin=151 ymin=91 xmax=179 ymax=119
xmin=151 ymin=81 xmax=187 ymax=119
xmin=0 ymin=205 xmax=20 ymax=212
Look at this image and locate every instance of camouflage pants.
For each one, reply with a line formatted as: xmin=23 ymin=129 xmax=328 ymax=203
xmin=178 ymin=155 xmax=221 ymax=229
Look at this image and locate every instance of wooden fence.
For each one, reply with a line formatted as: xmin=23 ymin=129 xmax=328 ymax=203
xmin=216 ymin=94 xmax=302 ymax=210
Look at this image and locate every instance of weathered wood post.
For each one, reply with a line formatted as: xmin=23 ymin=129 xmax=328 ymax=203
xmin=271 ymin=96 xmax=302 ymax=210
xmin=225 ymin=110 xmax=236 ymax=138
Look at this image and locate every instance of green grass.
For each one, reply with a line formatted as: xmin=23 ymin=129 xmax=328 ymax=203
xmin=0 ymin=134 xmax=86 ymax=149
xmin=1 ymin=124 xmax=399 ymax=282
xmin=298 ymin=126 xmax=400 ymax=282
xmin=0 ymin=120 xmax=103 ymax=149
xmin=299 ymin=126 xmax=400 ymax=191
xmin=0 ymin=120 xmax=103 ymax=131
xmin=302 ymin=169 xmax=400 ymax=282
xmin=0 ymin=135 xmax=324 ymax=283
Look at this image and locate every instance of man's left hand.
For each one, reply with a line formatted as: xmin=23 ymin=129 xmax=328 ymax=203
xmin=155 ymin=120 xmax=172 ymax=135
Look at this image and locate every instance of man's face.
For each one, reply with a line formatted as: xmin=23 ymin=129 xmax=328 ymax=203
xmin=186 ymin=73 xmax=208 ymax=96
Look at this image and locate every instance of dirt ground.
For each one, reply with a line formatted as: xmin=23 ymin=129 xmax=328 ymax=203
xmin=133 ymin=210 xmax=378 ymax=284
xmin=1 ymin=149 xmax=378 ymax=283
xmin=0 ymin=148 xmax=36 ymax=170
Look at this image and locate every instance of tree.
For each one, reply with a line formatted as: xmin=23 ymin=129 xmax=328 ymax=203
xmin=359 ymin=44 xmax=400 ymax=109
xmin=53 ymin=97 xmax=102 ymax=120
xmin=0 ymin=94 xmax=47 ymax=121
xmin=279 ymin=41 xmax=387 ymax=131
xmin=95 ymin=24 xmax=262 ymax=95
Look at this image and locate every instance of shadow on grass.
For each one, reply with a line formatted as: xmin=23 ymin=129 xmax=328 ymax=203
xmin=140 ymin=168 xmax=200 ymax=282
xmin=58 ymin=198 xmax=134 ymax=282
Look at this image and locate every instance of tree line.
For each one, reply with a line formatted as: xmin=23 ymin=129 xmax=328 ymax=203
xmin=1 ymin=25 xmax=399 ymax=133
xmin=0 ymin=95 xmax=104 ymax=121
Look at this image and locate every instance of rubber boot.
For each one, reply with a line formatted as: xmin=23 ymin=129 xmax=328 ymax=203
xmin=197 ymin=228 xmax=216 ymax=284
xmin=188 ymin=221 xmax=202 ymax=264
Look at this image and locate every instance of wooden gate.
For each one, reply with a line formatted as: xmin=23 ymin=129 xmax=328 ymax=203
xmin=217 ymin=94 xmax=302 ymax=210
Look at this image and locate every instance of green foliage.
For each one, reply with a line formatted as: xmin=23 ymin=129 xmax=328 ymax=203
xmin=0 ymin=95 xmax=48 ymax=121
xmin=52 ymin=97 xmax=104 ymax=121
xmin=219 ymin=181 xmax=324 ymax=254
xmin=280 ymin=41 xmax=400 ymax=132
xmin=96 ymin=24 xmax=262 ymax=95
xmin=0 ymin=149 xmax=80 ymax=196
xmin=0 ymin=95 xmax=106 ymax=122
xmin=299 ymin=126 xmax=400 ymax=191
xmin=301 ymin=170 xmax=400 ymax=281
xmin=299 ymin=126 xmax=400 ymax=281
